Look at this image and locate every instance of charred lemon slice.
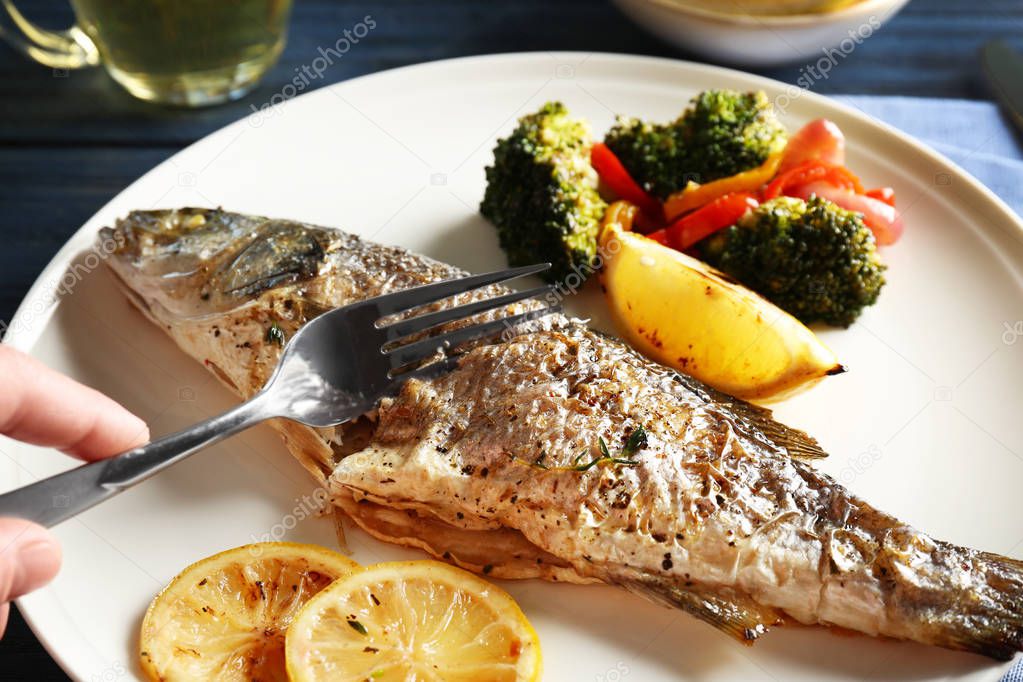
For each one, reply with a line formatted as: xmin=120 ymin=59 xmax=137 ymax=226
xmin=139 ymin=542 xmax=360 ymax=682
xmin=600 ymin=221 xmax=842 ymax=401
xmin=286 ymin=560 xmax=542 ymax=682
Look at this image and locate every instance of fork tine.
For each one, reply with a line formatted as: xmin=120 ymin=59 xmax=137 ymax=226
xmin=382 ymin=285 xmax=553 ymax=341
xmin=369 ymin=263 xmax=550 ymax=316
xmin=389 ymin=354 xmax=464 ymax=384
xmin=386 ymin=302 xmax=562 ymax=370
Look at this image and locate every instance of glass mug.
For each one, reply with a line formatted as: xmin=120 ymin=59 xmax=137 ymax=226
xmin=0 ymin=0 xmax=293 ymax=106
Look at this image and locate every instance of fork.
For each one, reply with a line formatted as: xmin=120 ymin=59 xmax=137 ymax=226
xmin=0 ymin=264 xmax=556 ymax=528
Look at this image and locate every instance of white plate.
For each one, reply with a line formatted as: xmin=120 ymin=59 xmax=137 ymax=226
xmin=4 ymin=53 xmax=1022 ymax=681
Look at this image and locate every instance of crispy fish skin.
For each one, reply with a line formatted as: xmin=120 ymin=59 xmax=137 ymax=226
xmin=102 ymin=208 xmax=1023 ymax=659
xmin=334 ymin=326 xmax=1023 ymax=658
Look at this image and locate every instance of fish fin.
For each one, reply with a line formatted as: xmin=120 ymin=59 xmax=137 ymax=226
xmin=672 ymin=372 xmax=828 ymax=460
xmin=332 ymin=509 xmax=352 ymax=555
xmin=746 ymin=413 xmax=829 ymax=460
xmin=979 ymin=549 xmax=1023 ymax=571
xmin=622 ymin=576 xmax=779 ymax=643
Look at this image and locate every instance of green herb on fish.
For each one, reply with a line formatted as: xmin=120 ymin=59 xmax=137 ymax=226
xmin=568 ymin=448 xmax=638 ymax=471
xmin=266 ymin=321 xmax=285 ymax=346
xmin=513 ymin=452 xmax=550 ymax=470
xmin=515 ymin=427 xmax=648 ymax=472
xmin=622 ymin=426 xmax=648 ymax=457
xmin=347 ymin=619 xmax=368 ymax=635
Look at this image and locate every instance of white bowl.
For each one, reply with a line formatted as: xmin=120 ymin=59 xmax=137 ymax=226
xmin=613 ymin=0 xmax=911 ymax=67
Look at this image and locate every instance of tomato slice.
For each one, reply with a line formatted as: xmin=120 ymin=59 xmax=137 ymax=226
xmin=790 ymin=181 xmax=904 ymax=245
xmin=590 ymin=143 xmax=664 ymax=224
xmin=764 ymin=161 xmax=864 ymax=200
xmin=777 ymin=118 xmax=846 ymax=173
xmin=659 ymin=192 xmax=759 ymax=251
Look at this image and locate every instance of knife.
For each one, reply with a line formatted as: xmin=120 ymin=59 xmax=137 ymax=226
xmin=982 ymin=40 xmax=1023 ymax=136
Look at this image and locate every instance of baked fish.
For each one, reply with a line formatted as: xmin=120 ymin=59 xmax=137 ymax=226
xmin=101 ymin=208 xmax=1023 ymax=660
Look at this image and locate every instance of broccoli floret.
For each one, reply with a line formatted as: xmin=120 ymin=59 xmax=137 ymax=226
xmin=604 ymin=90 xmax=787 ymax=199
xmin=683 ymin=90 xmax=788 ymax=179
xmin=480 ymin=102 xmax=607 ymax=285
xmin=603 ymin=117 xmax=684 ymax=201
xmin=698 ymin=196 xmax=886 ymax=327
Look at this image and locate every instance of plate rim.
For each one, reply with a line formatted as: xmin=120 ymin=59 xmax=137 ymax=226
xmin=6 ymin=50 xmax=1022 ymax=680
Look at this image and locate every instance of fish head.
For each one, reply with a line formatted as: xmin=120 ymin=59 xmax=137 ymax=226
xmin=100 ymin=208 xmax=333 ymax=323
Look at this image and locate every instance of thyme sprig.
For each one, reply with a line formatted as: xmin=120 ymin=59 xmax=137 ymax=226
xmin=265 ymin=321 xmax=285 ymax=347
xmin=515 ymin=426 xmax=648 ymax=472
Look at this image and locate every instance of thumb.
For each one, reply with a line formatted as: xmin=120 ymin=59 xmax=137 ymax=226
xmin=0 ymin=518 xmax=61 ymax=634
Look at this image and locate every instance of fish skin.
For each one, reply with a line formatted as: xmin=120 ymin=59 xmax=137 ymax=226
xmin=102 ymin=207 xmax=1023 ymax=660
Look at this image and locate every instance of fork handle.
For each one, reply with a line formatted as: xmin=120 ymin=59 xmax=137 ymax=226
xmin=0 ymin=392 xmax=272 ymax=528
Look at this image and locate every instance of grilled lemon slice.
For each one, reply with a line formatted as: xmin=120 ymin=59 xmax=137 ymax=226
xmin=286 ymin=560 xmax=542 ymax=682
xmin=139 ymin=542 xmax=360 ymax=682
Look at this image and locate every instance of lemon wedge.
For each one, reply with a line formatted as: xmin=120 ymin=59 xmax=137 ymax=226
xmin=599 ymin=221 xmax=842 ymax=401
xmin=286 ymin=560 xmax=542 ymax=682
xmin=139 ymin=542 xmax=360 ymax=682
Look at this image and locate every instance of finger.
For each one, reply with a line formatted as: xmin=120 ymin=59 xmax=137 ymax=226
xmin=0 ymin=519 xmax=61 ymax=605
xmin=0 ymin=602 xmax=8 ymax=637
xmin=0 ymin=346 xmax=149 ymax=461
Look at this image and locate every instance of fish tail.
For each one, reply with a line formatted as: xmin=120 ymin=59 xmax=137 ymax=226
xmin=941 ymin=549 xmax=1023 ymax=660
xmin=621 ymin=574 xmax=781 ymax=644
xmin=883 ymin=536 xmax=1023 ymax=660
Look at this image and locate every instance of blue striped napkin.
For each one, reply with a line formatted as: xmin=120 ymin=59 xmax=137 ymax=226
xmin=837 ymin=95 xmax=1023 ymax=217
xmin=837 ymin=95 xmax=1023 ymax=679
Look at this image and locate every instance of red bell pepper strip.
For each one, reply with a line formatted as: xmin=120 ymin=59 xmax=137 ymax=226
xmin=764 ymin=161 xmax=865 ymax=200
xmin=645 ymin=229 xmax=670 ymax=246
xmin=655 ymin=192 xmax=759 ymax=251
xmin=590 ymin=143 xmax=664 ymax=224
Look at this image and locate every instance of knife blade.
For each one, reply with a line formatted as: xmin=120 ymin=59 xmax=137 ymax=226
xmin=982 ymin=40 xmax=1023 ymax=136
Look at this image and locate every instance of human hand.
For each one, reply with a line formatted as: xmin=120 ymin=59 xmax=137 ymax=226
xmin=0 ymin=345 xmax=148 ymax=635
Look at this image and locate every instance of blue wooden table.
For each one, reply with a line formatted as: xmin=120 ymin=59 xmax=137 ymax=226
xmin=1 ymin=0 xmax=1021 ymax=678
